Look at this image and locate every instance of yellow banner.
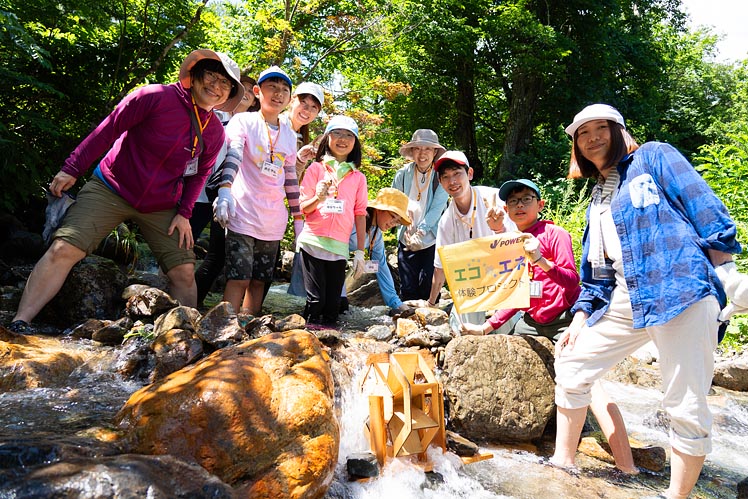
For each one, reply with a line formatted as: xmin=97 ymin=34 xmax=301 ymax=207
xmin=437 ymin=233 xmax=529 ymax=314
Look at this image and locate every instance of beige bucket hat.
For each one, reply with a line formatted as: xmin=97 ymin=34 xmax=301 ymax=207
xmin=398 ymin=129 xmax=446 ymax=160
xmin=179 ymin=49 xmax=244 ymax=112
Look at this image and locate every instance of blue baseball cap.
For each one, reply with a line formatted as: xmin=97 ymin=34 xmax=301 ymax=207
xmin=498 ymin=179 xmax=541 ymax=201
xmin=257 ymin=65 xmax=292 ymax=90
xmin=325 ymin=115 xmax=359 ymax=138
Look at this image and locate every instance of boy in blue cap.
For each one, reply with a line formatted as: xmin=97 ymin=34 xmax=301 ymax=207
xmin=461 ymin=179 xmax=580 ymax=340
xmin=461 ymin=178 xmax=637 ymax=474
xmin=213 ymin=66 xmax=303 ymax=316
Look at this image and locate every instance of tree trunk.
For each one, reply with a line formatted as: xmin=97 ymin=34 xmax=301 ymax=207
xmin=455 ymin=58 xmax=481 ymax=179
xmin=500 ymin=70 xmax=543 ymax=179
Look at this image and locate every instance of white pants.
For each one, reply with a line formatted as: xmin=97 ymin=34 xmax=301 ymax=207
xmin=554 ymin=296 xmax=719 ymax=456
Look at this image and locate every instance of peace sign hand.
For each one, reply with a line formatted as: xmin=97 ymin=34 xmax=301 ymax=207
xmin=486 ymin=192 xmax=506 ymax=233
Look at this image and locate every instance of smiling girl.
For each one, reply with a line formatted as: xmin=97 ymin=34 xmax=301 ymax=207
xmin=296 ymin=116 xmax=368 ymax=326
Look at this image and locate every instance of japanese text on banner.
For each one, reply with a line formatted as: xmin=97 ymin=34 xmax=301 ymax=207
xmin=437 ymin=232 xmax=529 ymax=314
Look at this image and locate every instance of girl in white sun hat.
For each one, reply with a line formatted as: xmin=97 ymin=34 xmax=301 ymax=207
xmin=296 ymin=115 xmax=368 ymax=326
xmin=552 ymin=103 xmax=747 ymax=499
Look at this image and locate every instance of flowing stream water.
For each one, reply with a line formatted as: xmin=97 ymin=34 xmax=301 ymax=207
xmin=1 ymin=285 xmax=745 ymax=498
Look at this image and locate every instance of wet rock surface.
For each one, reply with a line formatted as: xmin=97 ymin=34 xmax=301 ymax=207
xmin=442 ymin=334 xmax=556 ymax=442
xmin=115 ymin=330 xmax=339 ymax=497
xmin=0 ymin=235 xmax=747 ymax=498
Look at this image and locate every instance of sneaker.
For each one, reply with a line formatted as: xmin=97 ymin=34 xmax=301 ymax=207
xmin=7 ymin=320 xmax=31 ymax=334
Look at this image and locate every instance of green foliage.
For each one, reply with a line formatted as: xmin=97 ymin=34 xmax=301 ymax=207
xmin=694 ymin=128 xmax=748 ymax=257
xmin=122 ymin=324 xmax=156 ymax=343
xmin=534 ymin=176 xmax=592 ymax=263
xmin=0 ymin=0 xmax=210 ymax=212
xmin=719 ymin=316 xmax=748 ymax=355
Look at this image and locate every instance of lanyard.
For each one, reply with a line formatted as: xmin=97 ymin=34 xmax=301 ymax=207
xmin=190 ymin=96 xmax=212 ymax=158
xmin=366 ymin=224 xmax=380 ymax=260
xmin=455 ymin=187 xmax=477 ymax=239
xmin=263 ymin=116 xmax=279 ymax=161
xmin=413 ymin=165 xmax=432 ymax=201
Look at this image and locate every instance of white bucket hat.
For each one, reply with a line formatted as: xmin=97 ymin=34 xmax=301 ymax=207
xmin=399 ymin=129 xmax=446 ymax=160
xmin=179 ymin=49 xmax=244 ymax=112
xmin=565 ymin=103 xmax=625 ymax=137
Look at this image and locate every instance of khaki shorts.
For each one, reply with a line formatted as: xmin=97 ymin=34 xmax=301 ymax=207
xmin=54 ymin=177 xmax=195 ymax=272
xmin=224 ymin=229 xmax=279 ymax=282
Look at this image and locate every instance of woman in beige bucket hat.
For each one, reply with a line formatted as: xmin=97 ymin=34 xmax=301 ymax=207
xmin=391 ymin=129 xmax=449 ymax=301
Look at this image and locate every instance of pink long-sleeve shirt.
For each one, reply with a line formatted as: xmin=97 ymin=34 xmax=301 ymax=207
xmin=487 ymin=220 xmax=581 ymax=329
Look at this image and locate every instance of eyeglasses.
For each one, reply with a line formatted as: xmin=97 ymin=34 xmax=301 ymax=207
xmin=203 ymin=70 xmax=232 ymax=91
xmin=506 ymin=195 xmax=537 ymax=207
xmin=330 ymin=130 xmax=355 ymax=140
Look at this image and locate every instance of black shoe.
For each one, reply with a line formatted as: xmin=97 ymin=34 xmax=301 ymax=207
xmin=7 ymin=320 xmax=31 ymax=334
xmin=339 ymin=297 xmax=349 ymax=314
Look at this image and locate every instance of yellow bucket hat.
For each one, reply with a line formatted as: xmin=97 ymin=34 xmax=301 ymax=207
xmin=368 ymin=188 xmax=412 ymax=226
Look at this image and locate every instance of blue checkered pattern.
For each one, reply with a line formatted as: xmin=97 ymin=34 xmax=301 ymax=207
xmin=573 ymin=142 xmax=741 ymax=329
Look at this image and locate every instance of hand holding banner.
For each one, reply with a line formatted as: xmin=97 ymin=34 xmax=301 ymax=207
xmin=437 ymin=232 xmax=529 ymax=314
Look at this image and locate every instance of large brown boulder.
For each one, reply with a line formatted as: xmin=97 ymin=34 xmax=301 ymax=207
xmin=0 ymin=327 xmax=94 ymax=390
xmin=114 ymin=330 xmax=339 ymax=499
xmin=39 ymin=255 xmax=128 ymax=326
xmin=713 ymin=357 xmax=748 ymax=392
xmin=442 ymin=334 xmax=556 ymax=443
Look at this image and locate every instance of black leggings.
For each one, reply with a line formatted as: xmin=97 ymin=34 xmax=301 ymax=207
xmin=300 ymin=249 xmax=346 ymax=324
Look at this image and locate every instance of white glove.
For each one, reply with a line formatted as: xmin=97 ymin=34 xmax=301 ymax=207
xmin=213 ymin=187 xmax=235 ymax=229
xmin=715 ymin=262 xmax=748 ymax=307
xmin=352 ymin=249 xmax=366 ymax=279
xmin=316 ymin=180 xmax=331 ymax=202
xmin=407 ymin=228 xmax=425 ymax=251
xmin=293 ymin=219 xmax=304 ymax=247
xmin=523 ymin=234 xmax=542 ymax=263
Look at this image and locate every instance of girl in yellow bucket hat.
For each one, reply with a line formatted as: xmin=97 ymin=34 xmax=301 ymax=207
xmin=340 ymin=188 xmax=412 ymax=314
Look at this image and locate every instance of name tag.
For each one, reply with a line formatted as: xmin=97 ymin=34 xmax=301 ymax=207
xmin=364 ymin=260 xmax=379 ymax=273
xmin=592 ymin=259 xmax=616 ymax=280
xmin=320 ymin=198 xmax=345 ymax=214
xmin=260 ymin=160 xmax=281 ymax=179
xmin=183 ymin=157 xmax=199 ymax=176
xmin=530 ymin=280 xmax=543 ymax=298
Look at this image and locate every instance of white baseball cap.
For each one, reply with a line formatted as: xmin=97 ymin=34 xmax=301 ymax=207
xmin=294 ymin=82 xmax=325 ymax=107
xmin=565 ymin=104 xmax=625 ymax=137
xmin=325 ymin=115 xmax=359 ymax=138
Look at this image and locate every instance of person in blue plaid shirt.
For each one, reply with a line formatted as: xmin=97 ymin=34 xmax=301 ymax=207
xmin=550 ymin=104 xmax=748 ymax=499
